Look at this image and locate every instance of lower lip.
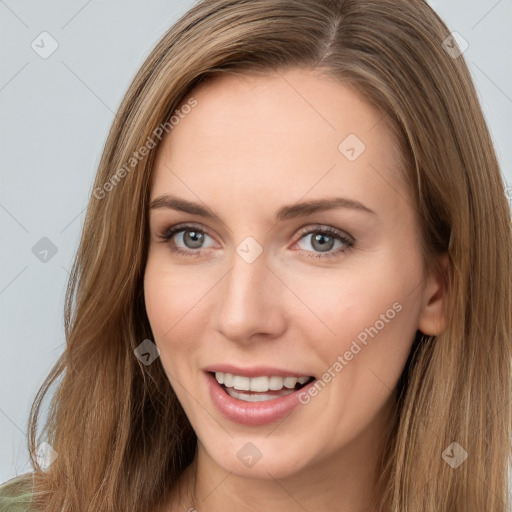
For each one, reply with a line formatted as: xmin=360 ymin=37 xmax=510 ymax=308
xmin=205 ymin=372 xmax=316 ymax=426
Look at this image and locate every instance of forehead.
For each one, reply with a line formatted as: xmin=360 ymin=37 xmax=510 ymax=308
xmin=150 ymin=68 xmax=408 ymax=217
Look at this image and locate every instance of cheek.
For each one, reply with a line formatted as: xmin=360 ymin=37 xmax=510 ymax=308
xmin=290 ymin=266 xmax=413 ymax=339
xmin=143 ymin=254 xmax=210 ymax=366
xmin=287 ymin=253 xmax=422 ymax=381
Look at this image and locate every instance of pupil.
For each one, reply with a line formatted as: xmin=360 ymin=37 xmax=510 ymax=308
xmin=184 ymin=230 xmax=204 ymax=249
xmin=312 ymin=233 xmax=334 ymax=252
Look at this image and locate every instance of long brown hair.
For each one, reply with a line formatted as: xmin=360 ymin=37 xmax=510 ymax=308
xmin=2 ymin=1 xmax=510 ymax=510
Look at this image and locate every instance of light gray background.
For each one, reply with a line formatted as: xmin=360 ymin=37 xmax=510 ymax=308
xmin=1 ymin=0 xmax=511 ymax=483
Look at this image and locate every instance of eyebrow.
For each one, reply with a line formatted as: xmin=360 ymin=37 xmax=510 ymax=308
xmin=149 ymin=194 xmax=376 ymax=222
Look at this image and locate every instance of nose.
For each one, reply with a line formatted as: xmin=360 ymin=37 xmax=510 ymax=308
xmin=213 ymin=248 xmax=287 ymax=343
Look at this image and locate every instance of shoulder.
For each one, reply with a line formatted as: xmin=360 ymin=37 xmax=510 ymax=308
xmin=0 ymin=474 xmax=35 ymax=511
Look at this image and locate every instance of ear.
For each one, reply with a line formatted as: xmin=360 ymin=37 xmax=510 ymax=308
xmin=417 ymin=252 xmax=449 ymax=336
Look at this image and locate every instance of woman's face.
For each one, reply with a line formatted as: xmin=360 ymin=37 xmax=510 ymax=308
xmin=144 ymin=68 xmax=445 ymax=480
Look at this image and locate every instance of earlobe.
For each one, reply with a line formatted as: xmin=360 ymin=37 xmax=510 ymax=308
xmin=417 ymin=252 xmax=449 ymax=336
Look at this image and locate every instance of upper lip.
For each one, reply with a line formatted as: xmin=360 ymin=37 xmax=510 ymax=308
xmin=204 ymin=364 xmax=314 ymax=379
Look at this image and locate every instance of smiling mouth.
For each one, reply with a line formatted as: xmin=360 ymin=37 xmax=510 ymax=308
xmin=210 ymin=372 xmax=315 ymax=402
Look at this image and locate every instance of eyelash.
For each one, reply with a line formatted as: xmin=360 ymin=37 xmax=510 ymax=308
xmin=157 ymin=223 xmax=355 ymax=260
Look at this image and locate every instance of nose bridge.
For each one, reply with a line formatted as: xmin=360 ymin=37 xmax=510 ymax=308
xmin=214 ymin=244 xmax=283 ymax=340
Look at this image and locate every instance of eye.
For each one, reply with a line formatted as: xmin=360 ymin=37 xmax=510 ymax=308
xmin=157 ymin=223 xmax=216 ymax=257
xmin=293 ymin=225 xmax=354 ymax=259
xmin=157 ymin=223 xmax=355 ymax=260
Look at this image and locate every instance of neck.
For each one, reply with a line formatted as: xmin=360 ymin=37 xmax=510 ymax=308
xmin=166 ymin=401 xmax=395 ymax=512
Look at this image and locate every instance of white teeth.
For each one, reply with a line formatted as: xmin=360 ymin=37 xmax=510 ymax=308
xmin=233 ymin=375 xmax=250 ymax=391
xmin=249 ymin=376 xmax=269 ymax=392
xmin=214 ymin=372 xmax=312 ymax=392
xmin=283 ymin=377 xmax=298 ymax=389
xmin=223 ymin=373 xmax=234 ymax=387
xmin=269 ymin=376 xmax=284 ymax=390
xmin=225 ymin=386 xmax=295 ymax=402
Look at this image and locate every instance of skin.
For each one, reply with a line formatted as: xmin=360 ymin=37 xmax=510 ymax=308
xmin=144 ymin=67 xmax=447 ymax=512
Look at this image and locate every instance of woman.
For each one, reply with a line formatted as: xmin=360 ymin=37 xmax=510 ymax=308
xmin=1 ymin=0 xmax=510 ymax=510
